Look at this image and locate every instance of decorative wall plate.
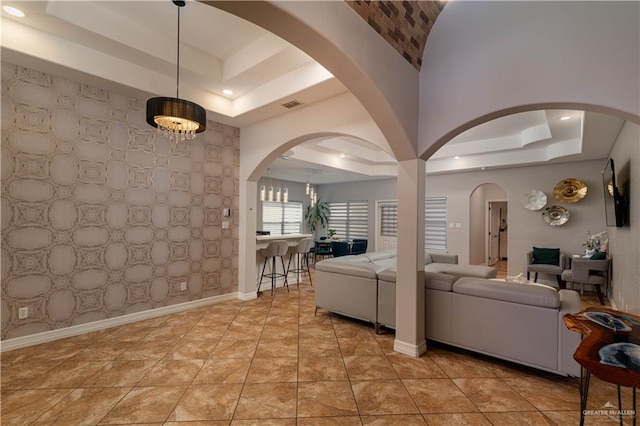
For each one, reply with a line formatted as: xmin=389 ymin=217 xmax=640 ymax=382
xmin=553 ymin=178 xmax=587 ymax=203
xmin=521 ymin=190 xmax=547 ymax=210
xmin=542 ymin=205 xmax=570 ymax=226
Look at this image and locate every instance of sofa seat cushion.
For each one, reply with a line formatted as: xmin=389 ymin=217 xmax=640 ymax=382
xmin=453 ymin=277 xmax=560 ymax=308
xmin=425 ymin=264 xmax=498 ymax=279
xmin=315 ymin=259 xmax=384 ymax=278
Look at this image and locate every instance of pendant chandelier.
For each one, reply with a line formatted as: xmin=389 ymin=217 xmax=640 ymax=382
xmin=146 ymin=0 xmax=206 ymax=142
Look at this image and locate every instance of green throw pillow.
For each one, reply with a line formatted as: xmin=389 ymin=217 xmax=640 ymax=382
xmin=532 ymin=247 xmax=560 ymax=265
xmin=590 ymin=251 xmax=606 ymax=260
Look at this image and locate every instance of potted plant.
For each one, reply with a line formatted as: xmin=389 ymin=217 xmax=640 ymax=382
xmin=328 ymin=229 xmax=337 ymax=239
xmin=305 ymin=200 xmax=330 ymax=234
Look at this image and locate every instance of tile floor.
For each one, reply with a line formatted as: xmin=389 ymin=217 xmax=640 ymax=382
xmin=1 ymin=271 xmax=636 ymax=425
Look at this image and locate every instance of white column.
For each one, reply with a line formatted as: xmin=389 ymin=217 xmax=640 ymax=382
xmin=394 ymin=159 xmax=426 ymax=357
xmin=238 ymin=180 xmax=258 ymax=300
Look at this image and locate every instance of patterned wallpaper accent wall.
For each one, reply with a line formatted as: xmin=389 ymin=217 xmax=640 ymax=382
xmin=0 ymin=63 xmax=240 ymax=340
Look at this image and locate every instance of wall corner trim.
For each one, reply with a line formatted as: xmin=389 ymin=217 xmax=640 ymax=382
xmin=1 ymin=292 xmax=240 ymax=352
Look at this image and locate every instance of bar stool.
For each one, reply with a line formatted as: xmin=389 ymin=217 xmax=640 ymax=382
xmin=286 ymin=237 xmax=315 ymax=286
xmin=257 ymin=240 xmax=289 ymax=295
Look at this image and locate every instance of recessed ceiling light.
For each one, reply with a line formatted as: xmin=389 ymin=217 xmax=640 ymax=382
xmin=3 ymin=5 xmax=25 ymax=17
xmin=340 ymin=153 xmax=346 ymax=158
xmin=454 ymin=156 xmax=461 ymax=160
xmin=222 ymin=89 xmax=233 ymax=95
xmin=560 ymin=115 xmax=571 ymax=121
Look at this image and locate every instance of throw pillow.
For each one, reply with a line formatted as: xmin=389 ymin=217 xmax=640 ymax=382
xmin=532 ymin=247 xmax=560 ymax=265
xmin=590 ymin=251 xmax=606 ymax=260
xmin=424 ymin=253 xmax=433 ymax=264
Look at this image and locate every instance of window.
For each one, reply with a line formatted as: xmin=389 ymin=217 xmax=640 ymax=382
xmin=377 ymin=197 xmax=447 ymax=250
xmin=262 ymin=201 xmax=303 ymax=235
xmin=328 ymin=201 xmax=368 ymax=239
xmin=380 ymin=204 xmax=398 ymax=237
xmin=425 ymin=197 xmax=447 ymax=250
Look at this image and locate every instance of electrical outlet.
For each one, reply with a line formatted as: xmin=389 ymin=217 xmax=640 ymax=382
xmin=18 ymin=307 xmax=28 ymax=319
xmin=222 ymin=221 xmax=229 ymax=229
xmin=180 ymin=282 xmax=187 ymax=291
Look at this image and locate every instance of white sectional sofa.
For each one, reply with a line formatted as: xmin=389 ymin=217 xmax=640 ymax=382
xmin=314 ymin=250 xmax=496 ymax=331
xmin=425 ymin=275 xmax=582 ymax=376
xmin=315 ymin=251 xmax=582 ymax=376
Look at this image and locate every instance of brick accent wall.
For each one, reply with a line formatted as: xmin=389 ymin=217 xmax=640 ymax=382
xmin=346 ymin=0 xmax=446 ymax=70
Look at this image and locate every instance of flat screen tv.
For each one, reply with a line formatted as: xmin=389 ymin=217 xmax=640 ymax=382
xmin=602 ymin=158 xmax=626 ymax=227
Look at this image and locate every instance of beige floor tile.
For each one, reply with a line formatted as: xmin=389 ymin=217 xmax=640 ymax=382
xmin=167 ymin=383 xmax=243 ymax=421
xmin=99 ymin=386 xmax=187 ymax=424
xmin=261 ymin=324 xmax=299 ymax=339
xmin=403 ymin=378 xmax=478 ymax=414
xmin=338 ymin=336 xmax=384 ymax=356
xmin=428 ymin=350 xmax=496 ymax=378
xmin=504 ymin=375 xmax=580 ymax=411
xmin=361 ymin=414 xmax=427 ymax=425
xmin=1 ymin=361 xmax=61 ymax=389
xmin=255 ymin=338 xmax=298 ymax=358
xmin=298 ymin=356 xmax=348 ymax=381
xmin=541 ymin=410 xmax=581 ymax=425
xmin=0 ymin=389 xmax=73 ymax=425
xmin=299 ymin=323 xmax=337 ymax=339
xmin=298 ymin=416 xmax=362 ymax=425
xmin=387 ymin=353 xmax=447 ymax=379
xmin=453 ymin=378 xmax=537 ymax=412
xmin=297 ymin=381 xmax=359 ymax=417
xmin=232 ymin=419 xmax=296 ymax=425
xmin=165 ymin=338 xmax=219 ymax=360
xmin=84 ymin=360 xmax=157 ymax=387
xmin=212 ymin=339 xmax=258 ymax=358
xmin=246 ymin=357 xmax=298 ymax=383
xmin=483 ymin=411 xmax=554 ymax=425
xmin=351 ymin=380 xmax=419 ymax=415
xmin=422 ymin=413 xmax=491 ymax=425
xmin=299 ymin=338 xmax=341 ymax=357
xmin=32 ymin=387 xmax=130 ymax=425
xmin=184 ymin=325 xmax=230 ymax=340
xmin=193 ymin=357 xmax=252 ymax=384
xmin=344 ymin=355 xmax=398 ymax=380
xmin=27 ymin=361 xmax=109 ymax=389
xmin=1 ymin=273 xmax=600 ymax=424
xmin=138 ymin=359 xmax=204 ymax=386
xmin=69 ymin=341 xmax=134 ymax=361
xmin=233 ymin=382 xmax=297 ymax=419
xmin=116 ymin=341 xmax=172 ymax=360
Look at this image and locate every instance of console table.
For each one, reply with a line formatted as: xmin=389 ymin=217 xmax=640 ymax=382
xmin=563 ymin=307 xmax=639 ymax=426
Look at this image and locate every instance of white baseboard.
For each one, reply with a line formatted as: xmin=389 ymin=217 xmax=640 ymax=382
xmin=238 ymin=291 xmax=258 ymax=301
xmin=393 ymin=338 xmax=427 ymax=357
xmin=1 ymin=292 xmax=239 ymax=352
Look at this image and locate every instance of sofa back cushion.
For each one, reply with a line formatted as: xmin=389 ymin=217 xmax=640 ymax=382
xmin=453 ymin=277 xmax=560 ymax=308
xmin=424 ymin=272 xmax=458 ymax=291
xmin=424 ymin=253 xmax=433 ymax=264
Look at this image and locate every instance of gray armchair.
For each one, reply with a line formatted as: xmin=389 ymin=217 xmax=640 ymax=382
xmin=561 ymin=258 xmax=610 ymax=305
xmin=526 ymin=250 xmax=569 ymax=288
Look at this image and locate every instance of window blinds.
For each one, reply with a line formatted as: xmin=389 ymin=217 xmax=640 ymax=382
xmin=262 ymin=201 xmax=303 ymax=235
xmin=328 ymin=201 xmax=368 ymax=239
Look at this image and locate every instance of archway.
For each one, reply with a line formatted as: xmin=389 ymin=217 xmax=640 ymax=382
xmin=469 ymin=183 xmax=508 ymax=271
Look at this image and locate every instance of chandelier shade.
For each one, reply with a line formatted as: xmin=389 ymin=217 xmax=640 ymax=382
xmin=146 ymin=97 xmax=206 ymax=140
xmin=146 ymin=0 xmax=205 ymax=142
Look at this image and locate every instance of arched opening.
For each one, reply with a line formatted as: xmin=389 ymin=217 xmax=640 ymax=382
xmin=469 ymin=183 xmax=508 ymax=275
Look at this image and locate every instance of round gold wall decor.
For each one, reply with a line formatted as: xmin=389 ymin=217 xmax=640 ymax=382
xmin=542 ymin=205 xmax=570 ymax=226
xmin=553 ymin=178 xmax=587 ymax=203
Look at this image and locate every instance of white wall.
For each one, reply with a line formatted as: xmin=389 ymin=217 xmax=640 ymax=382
xmin=420 ymin=1 xmax=640 ymax=156
xmin=607 ymin=122 xmax=639 ymax=313
xmin=319 ymin=160 xmax=610 ymax=285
